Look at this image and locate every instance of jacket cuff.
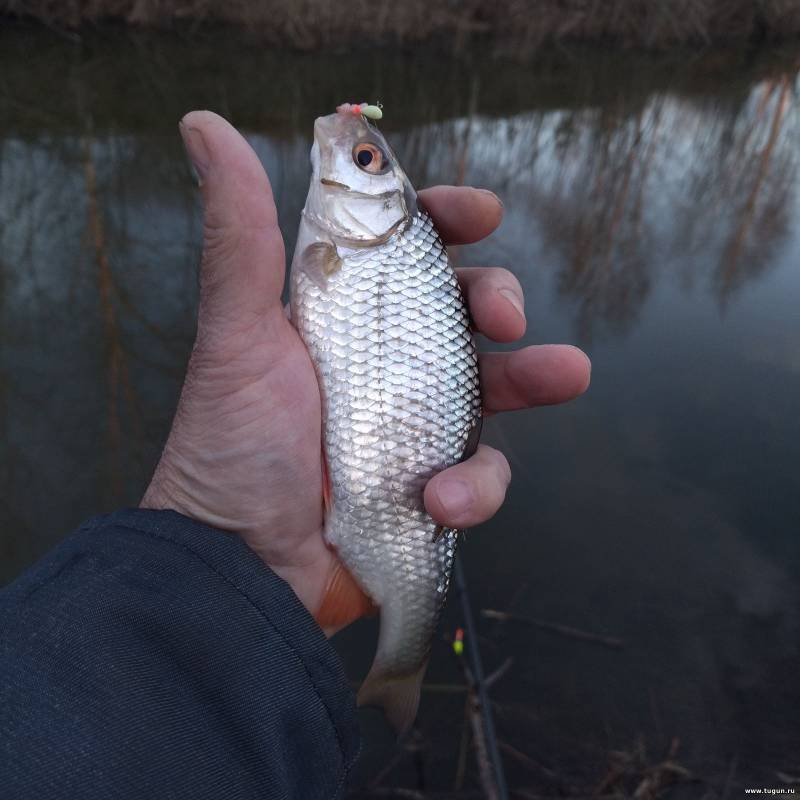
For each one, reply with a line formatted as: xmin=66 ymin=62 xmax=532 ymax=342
xmin=86 ymin=508 xmax=360 ymax=777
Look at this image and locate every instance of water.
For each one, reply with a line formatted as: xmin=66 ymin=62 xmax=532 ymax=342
xmin=1 ymin=24 xmax=799 ymax=795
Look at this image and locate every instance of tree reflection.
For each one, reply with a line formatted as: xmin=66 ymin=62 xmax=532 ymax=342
xmin=534 ymin=102 xmax=664 ymax=337
xmin=385 ymin=55 xmax=798 ymax=337
xmin=713 ymin=75 xmax=795 ymax=301
xmin=0 ymin=44 xmax=797 ymax=547
xmin=1 ymin=47 xmax=798 ymax=554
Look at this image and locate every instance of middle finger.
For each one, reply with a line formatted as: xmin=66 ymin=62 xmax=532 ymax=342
xmin=480 ymin=345 xmax=592 ymax=414
xmin=457 ymin=266 xmax=526 ymax=343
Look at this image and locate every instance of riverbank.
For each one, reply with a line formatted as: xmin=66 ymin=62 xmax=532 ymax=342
xmin=2 ymin=27 xmax=797 ymax=140
xmin=3 ymin=0 xmax=800 ymax=50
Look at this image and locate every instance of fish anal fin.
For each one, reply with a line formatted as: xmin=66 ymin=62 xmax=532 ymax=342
xmin=315 ymin=558 xmax=377 ymax=632
xmin=358 ymin=660 xmax=428 ymax=735
xmin=321 ymin=447 xmax=332 ymax=514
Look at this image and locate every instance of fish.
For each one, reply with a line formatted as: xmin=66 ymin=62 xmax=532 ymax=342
xmin=289 ymin=103 xmax=482 ymax=732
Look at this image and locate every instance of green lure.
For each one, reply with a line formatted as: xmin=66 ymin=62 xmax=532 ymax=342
xmin=360 ymin=104 xmax=383 ymax=120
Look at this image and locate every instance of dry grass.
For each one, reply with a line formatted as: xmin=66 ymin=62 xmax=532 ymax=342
xmin=3 ymin=0 xmax=800 ymax=49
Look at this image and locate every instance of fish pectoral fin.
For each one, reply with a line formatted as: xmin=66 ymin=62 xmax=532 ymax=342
xmin=301 ymin=241 xmax=342 ymax=290
xmin=358 ymin=660 xmax=428 ymax=735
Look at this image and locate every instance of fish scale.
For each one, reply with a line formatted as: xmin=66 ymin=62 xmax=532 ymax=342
xmin=292 ymin=210 xmax=481 ymax=687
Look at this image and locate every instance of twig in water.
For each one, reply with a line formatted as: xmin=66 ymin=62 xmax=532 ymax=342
xmin=498 ymin=741 xmax=560 ymax=782
xmin=485 ymin=657 xmax=514 ymax=689
xmin=481 ymin=609 xmax=624 ymax=649
xmin=421 ymin=683 xmax=467 ymax=694
xmin=367 ymin=789 xmax=425 ymax=799
xmin=453 ymin=695 xmax=471 ymax=792
xmin=453 ymin=559 xmax=510 ymax=800
xmin=368 ymin=751 xmax=405 ymax=790
xmin=458 ymin=658 xmax=501 ymax=800
xmin=595 ymin=736 xmax=694 ymax=800
xmin=721 ymin=755 xmax=738 ymax=800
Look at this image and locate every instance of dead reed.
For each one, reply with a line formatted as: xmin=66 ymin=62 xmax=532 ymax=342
xmin=3 ymin=0 xmax=800 ymax=50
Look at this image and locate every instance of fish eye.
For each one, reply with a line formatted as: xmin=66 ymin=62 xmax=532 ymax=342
xmin=352 ymin=142 xmax=389 ymax=175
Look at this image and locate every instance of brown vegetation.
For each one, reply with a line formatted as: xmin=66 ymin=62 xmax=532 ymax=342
xmin=3 ymin=0 xmax=800 ymax=50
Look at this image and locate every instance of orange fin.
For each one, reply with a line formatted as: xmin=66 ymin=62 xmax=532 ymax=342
xmin=315 ymin=558 xmax=377 ymax=631
xmin=321 ymin=448 xmax=332 ymax=514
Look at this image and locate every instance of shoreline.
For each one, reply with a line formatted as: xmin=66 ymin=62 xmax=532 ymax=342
xmin=3 ymin=1 xmax=800 ymax=51
xmin=1 ymin=29 xmax=798 ymax=140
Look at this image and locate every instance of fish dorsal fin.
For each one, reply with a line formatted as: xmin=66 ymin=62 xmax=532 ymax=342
xmin=461 ymin=415 xmax=483 ymax=462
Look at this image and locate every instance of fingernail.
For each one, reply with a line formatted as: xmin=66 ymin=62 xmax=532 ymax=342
xmin=436 ymin=479 xmax=474 ymax=518
xmin=179 ymin=120 xmax=209 ymax=186
xmin=575 ymin=346 xmax=592 ymax=388
xmin=580 ymin=349 xmax=592 ymax=376
xmin=499 ymin=288 xmax=525 ymax=320
xmin=476 ymin=188 xmax=503 ymax=208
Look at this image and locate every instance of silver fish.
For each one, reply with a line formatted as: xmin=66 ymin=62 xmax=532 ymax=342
xmin=290 ymin=107 xmax=481 ymax=732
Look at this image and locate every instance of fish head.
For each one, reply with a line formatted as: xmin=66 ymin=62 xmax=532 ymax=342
xmin=304 ymin=110 xmax=417 ymax=245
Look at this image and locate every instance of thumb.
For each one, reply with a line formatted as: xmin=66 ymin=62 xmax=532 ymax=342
xmin=179 ymin=110 xmax=286 ymax=337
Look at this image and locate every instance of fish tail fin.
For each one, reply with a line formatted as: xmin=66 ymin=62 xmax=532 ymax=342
xmin=357 ymin=660 xmax=428 ymax=734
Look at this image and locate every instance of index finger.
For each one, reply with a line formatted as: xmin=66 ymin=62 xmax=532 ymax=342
xmin=418 ymin=186 xmax=503 ymax=245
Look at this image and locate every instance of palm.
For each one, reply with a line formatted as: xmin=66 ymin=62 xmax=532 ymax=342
xmin=187 ymin=314 xmax=325 ymax=558
xmin=144 ymin=277 xmax=338 ymax=612
xmin=143 ymin=111 xmax=591 ymax=631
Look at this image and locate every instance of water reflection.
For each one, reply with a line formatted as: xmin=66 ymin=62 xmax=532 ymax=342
xmin=701 ymin=76 xmax=795 ymax=300
xmin=529 ymin=101 xmax=664 ymax=336
xmin=382 ymin=66 xmax=799 ymax=337
xmin=1 ymin=26 xmax=799 ymax=795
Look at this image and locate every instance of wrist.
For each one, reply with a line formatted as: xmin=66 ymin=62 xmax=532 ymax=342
xmin=140 ymin=454 xmax=207 ymax=526
xmin=141 ymin=458 xmax=334 ymax=628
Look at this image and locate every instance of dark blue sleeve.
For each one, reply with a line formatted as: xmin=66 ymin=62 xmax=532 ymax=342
xmin=0 ymin=509 xmax=360 ymax=799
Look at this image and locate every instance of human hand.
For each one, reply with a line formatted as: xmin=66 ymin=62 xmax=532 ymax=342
xmin=141 ymin=111 xmax=591 ymax=633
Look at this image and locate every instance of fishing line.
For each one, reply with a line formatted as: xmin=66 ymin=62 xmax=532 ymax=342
xmin=454 ymin=556 xmax=510 ymax=800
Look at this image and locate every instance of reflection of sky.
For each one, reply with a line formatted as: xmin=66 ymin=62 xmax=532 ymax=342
xmin=2 ymin=58 xmax=799 ymax=789
xmin=453 ymin=79 xmax=800 ymax=779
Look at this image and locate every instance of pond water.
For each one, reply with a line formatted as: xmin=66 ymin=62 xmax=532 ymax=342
xmin=1 ymin=25 xmax=799 ymax=796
